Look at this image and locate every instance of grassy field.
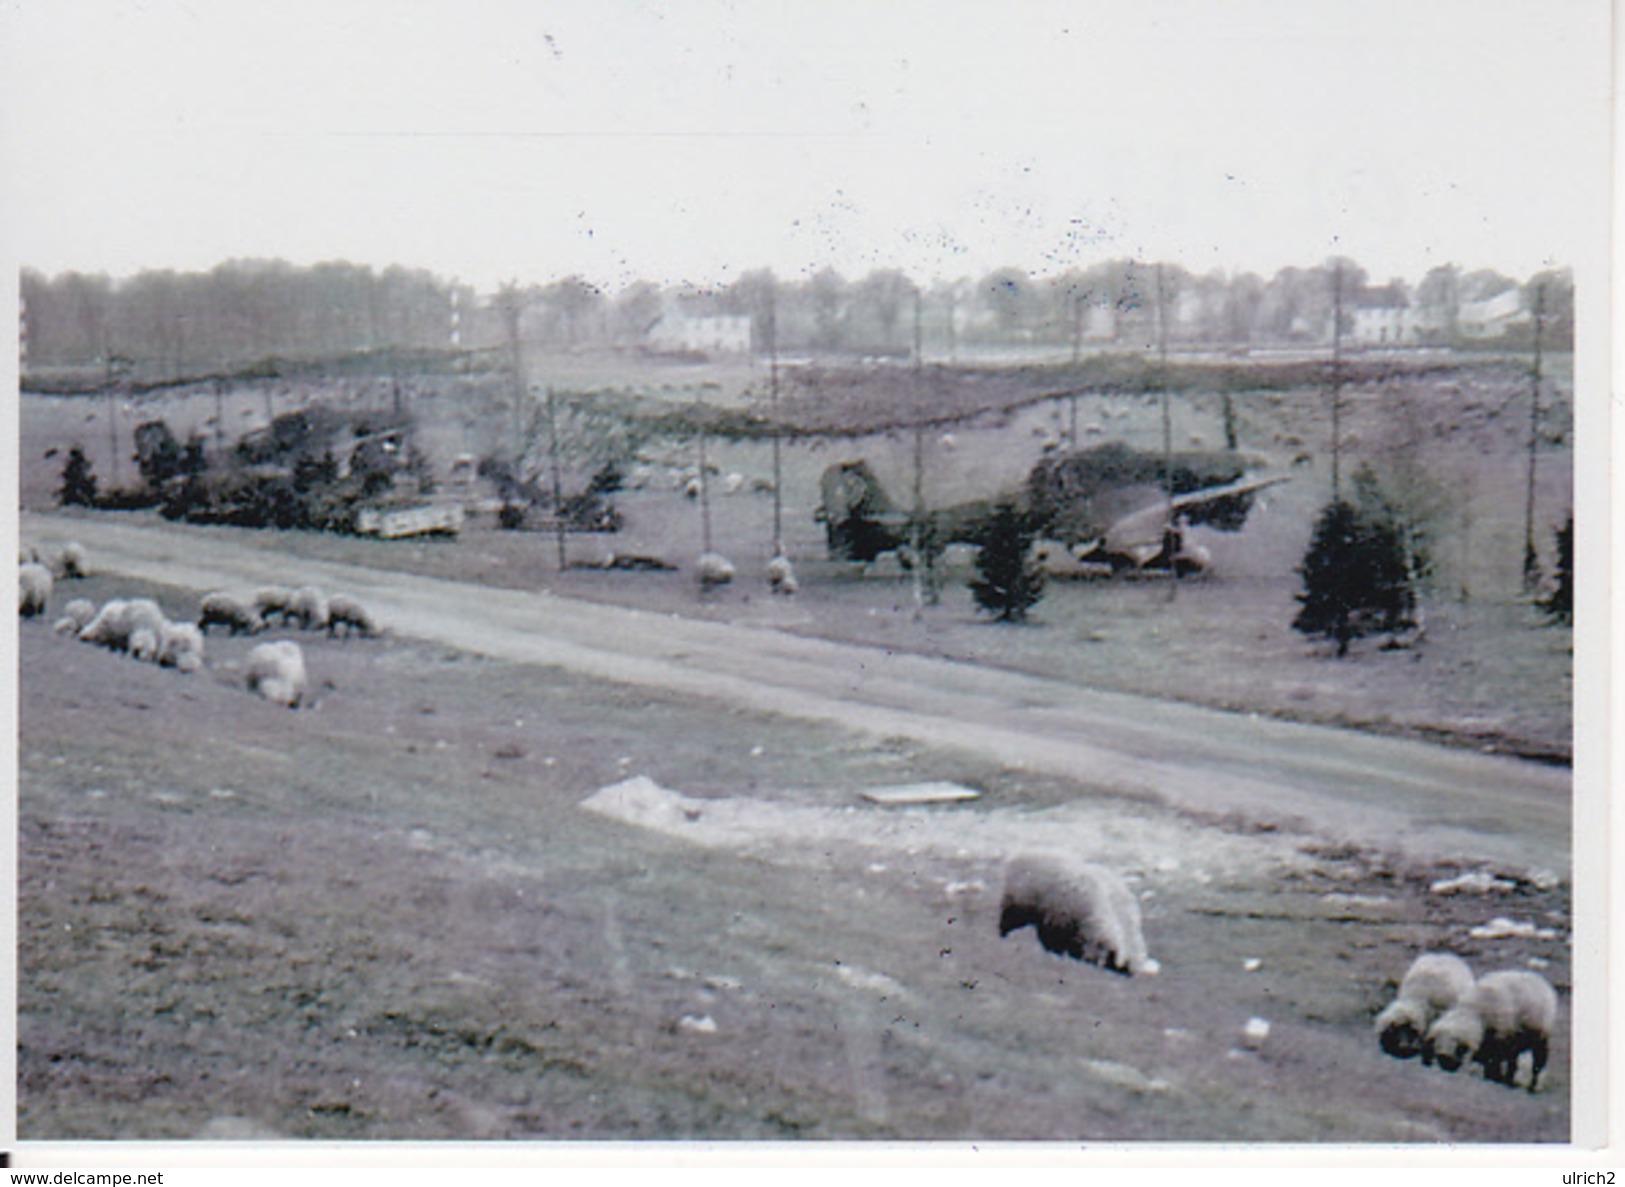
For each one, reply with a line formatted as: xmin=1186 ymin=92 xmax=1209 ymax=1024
xmin=20 ymin=349 xmax=1574 ymax=759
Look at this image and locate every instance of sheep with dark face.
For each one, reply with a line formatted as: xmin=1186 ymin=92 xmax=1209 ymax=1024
xmin=287 ymin=585 xmax=329 ymax=631
xmin=997 ymin=854 xmax=1157 ymax=976
xmin=157 ymin=620 xmax=206 ymax=673
xmin=245 ymin=639 xmax=307 ymax=707
xmin=1376 ymin=952 xmax=1476 ymax=1060
xmin=56 ymin=541 xmax=89 ymax=580
xmin=19 ymin=563 xmax=54 ymax=618
xmin=199 ymin=591 xmax=265 ymax=636
xmin=1424 ymin=969 xmax=1559 ymax=1091
xmin=325 ymin=593 xmax=378 ymax=638
xmin=253 ymin=585 xmax=297 ymax=624
xmin=129 ymin=627 xmax=160 ymax=663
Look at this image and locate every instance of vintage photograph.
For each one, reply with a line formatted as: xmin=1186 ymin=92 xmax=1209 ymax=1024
xmin=4 ymin=0 xmax=1611 ymax=1160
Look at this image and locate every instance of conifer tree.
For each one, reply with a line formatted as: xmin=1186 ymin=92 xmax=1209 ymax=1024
xmin=1538 ymin=515 xmax=1573 ymax=624
xmin=969 ymin=501 xmax=1046 ymax=623
xmin=57 ymin=445 xmax=98 ymax=507
xmin=1293 ymin=497 xmax=1416 ymax=657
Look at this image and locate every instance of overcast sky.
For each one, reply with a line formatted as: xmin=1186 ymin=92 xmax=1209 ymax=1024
xmin=1 ymin=0 xmax=1611 ymax=295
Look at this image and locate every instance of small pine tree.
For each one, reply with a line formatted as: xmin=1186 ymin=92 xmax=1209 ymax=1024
xmin=1538 ymin=515 xmax=1573 ymax=624
xmin=969 ymin=502 xmax=1046 ymax=623
xmin=57 ymin=445 xmax=99 ymax=507
xmin=1293 ymin=498 xmax=1416 ymax=657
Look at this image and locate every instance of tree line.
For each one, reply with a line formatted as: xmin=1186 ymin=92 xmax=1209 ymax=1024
xmin=22 ymin=255 xmax=1573 ymax=384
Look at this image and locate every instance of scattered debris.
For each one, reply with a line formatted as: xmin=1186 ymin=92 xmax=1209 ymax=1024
xmin=1241 ymin=1017 xmax=1271 ymax=1050
xmin=1431 ymin=871 xmax=1517 ymax=896
xmin=1469 ymin=917 xmax=1559 ymax=940
xmin=859 ymin=782 xmax=981 ymax=805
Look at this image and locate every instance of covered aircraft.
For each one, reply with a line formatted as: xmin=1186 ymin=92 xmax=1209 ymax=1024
xmin=815 ymin=442 xmax=1286 ymax=576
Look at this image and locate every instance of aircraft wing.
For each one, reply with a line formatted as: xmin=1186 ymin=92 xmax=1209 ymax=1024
xmin=1100 ymin=474 xmax=1287 ymax=566
xmin=1166 ymin=473 xmax=1288 ymax=514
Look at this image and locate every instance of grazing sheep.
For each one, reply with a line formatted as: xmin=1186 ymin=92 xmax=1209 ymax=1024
xmin=287 ymin=585 xmax=329 ymax=630
xmin=53 ymin=598 xmax=97 ymax=636
xmin=253 ymin=585 xmax=297 ymax=624
xmin=198 ymin=591 xmax=265 ymax=636
xmin=245 ymin=640 xmax=307 ymax=708
xmin=129 ymin=627 xmax=160 ymax=663
xmin=325 ymin=593 xmax=378 ymax=638
xmin=78 ymin=598 xmax=131 ymax=648
xmin=696 ymin=552 xmax=736 ymax=590
xmin=766 ymin=554 xmax=798 ymax=595
xmin=78 ymin=597 xmax=166 ymax=653
xmin=1376 ymin=952 xmax=1477 ymax=1060
xmin=997 ymin=854 xmax=1156 ymax=976
xmin=56 ymin=541 xmax=89 ymax=579
xmin=1424 ymin=969 xmax=1559 ymax=1091
xmin=157 ymin=620 xmax=205 ymax=673
xmin=19 ymin=562 xmax=54 ymax=618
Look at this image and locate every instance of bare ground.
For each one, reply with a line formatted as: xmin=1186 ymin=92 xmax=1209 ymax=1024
xmin=15 ymin=544 xmax=1572 ymax=1143
xmin=14 ymin=360 xmax=1576 ymax=1143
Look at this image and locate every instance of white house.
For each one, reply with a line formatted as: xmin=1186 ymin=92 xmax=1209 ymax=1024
xmin=1348 ymin=283 xmax=1411 ymax=346
xmin=1456 ymin=288 xmax=1529 ymax=340
xmin=646 ymin=313 xmax=753 ymax=355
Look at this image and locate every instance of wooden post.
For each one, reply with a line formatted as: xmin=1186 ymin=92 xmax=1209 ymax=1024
xmin=547 ymin=386 xmax=567 ymax=571
xmin=1522 ymin=284 xmax=1546 ymax=591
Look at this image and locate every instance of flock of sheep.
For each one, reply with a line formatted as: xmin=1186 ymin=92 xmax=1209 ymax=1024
xmin=997 ymin=854 xmax=1559 ymax=1094
xmin=1374 ymin=952 xmax=1558 ymax=1092
xmin=19 ymin=542 xmax=379 ymax=710
xmin=20 ymin=540 xmax=1565 ymax=1101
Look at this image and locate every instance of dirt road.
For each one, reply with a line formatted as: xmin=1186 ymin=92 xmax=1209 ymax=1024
xmin=25 ymin=511 xmax=1570 ymax=875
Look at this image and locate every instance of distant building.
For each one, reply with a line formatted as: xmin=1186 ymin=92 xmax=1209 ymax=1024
xmin=1347 ymin=282 xmax=1411 ymax=346
xmin=646 ymin=312 xmax=753 ymax=356
xmin=1456 ymin=288 xmax=1529 ymax=340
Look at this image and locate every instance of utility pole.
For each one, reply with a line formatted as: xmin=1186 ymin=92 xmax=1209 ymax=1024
xmin=767 ymin=280 xmax=783 ymax=556
xmin=1157 ymin=263 xmax=1177 ymax=595
xmin=105 ymin=354 xmax=123 ymax=487
xmin=910 ymin=284 xmax=927 ymax=616
xmin=1522 ymin=283 xmax=1547 ymax=591
xmin=697 ymin=385 xmax=714 ymax=556
xmin=500 ymin=282 xmax=526 ymax=443
xmin=546 ymin=386 xmax=567 ymax=571
xmin=1330 ymin=261 xmax=1345 ymax=500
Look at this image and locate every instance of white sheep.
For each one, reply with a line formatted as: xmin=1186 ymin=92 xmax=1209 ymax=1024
xmin=1375 ymin=952 xmax=1477 ymax=1060
xmin=198 ymin=591 xmax=265 ymax=636
xmin=53 ymin=597 xmax=97 ymax=636
xmin=19 ymin=562 xmax=54 ymax=618
xmin=325 ymin=593 xmax=378 ymax=638
xmin=129 ymin=627 xmax=160 ymax=663
xmin=157 ymin=620 xmax=205 ymax=673
xmin=1424 ymin=969 xmax=1559 ymax=1091
xmin=55 ymin=541 xmax=89 ymax=579
xmin=253 ymin=585 xmax=297 ymax=624
xmin=997 ymin=854 xmax=1156 ymax=976
xmin=287 ymin=585 xmax=329 ymax=631
xmin=695 ymin=552 xmax=736 ymax=590
xmin=78 ymin=598 xmax=131 ymax=647
xmin=78 ymin=597 xmax=167 ymax=653
xmin=245 ymin=640 xmax=307 ymax=708
xmin=766 ymin=554 xmax=798 ymax=595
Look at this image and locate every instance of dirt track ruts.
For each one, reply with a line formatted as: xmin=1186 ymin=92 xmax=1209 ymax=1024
xmin=27 ymin=511 xmax=1570 ymax=874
